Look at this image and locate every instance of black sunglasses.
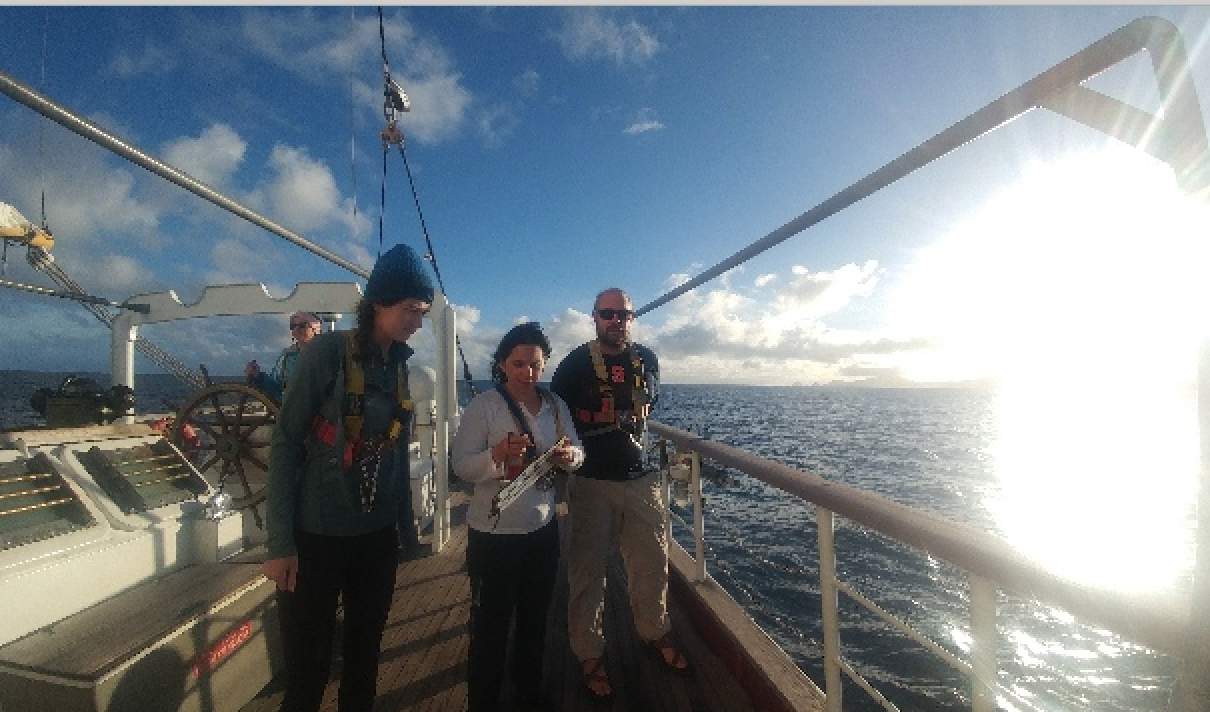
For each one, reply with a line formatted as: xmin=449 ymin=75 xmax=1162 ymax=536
xmin=596 ymin=308 xmax=634 ymax=321
xmin=290 ymin=322 xmax=314 ymax=330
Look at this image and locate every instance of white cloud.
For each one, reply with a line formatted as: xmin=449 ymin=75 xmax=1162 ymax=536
xmin=238 ymin=7 xmax=364 ymax=76
xmin=398 ymin=73 xmax=474 ymax=144
xmin=515 ymin=69 xmax=541 ymax=95
xmin=624 ymin=107 xmax=664 ymax=135
xmin=451 ymin=303 xmax=482 ymax=334
xmin=237 ymin=8 xmax=473 ymax=144
xmin=92 ymin=254 xmax=146 ymax=294
xmin=774 ymin=261 xmax=880 ymax=318
xmin=263 ymin=144 xmax=345 ymax=232
xmin=544 ymin=308 xmax=597 ymax=363
xmin=554 ymin=8 xmax=661 ymax=67
xmin=477 ymin=104 xmax=520 ymax=146
xmin=203 ymin=236 xmax=275 ymax=286
xmin=632 ymin=261 xmax=903 ymax=385
xmin=161 ymin=123 xmax=246 ymax=189
xmin=108 ymin=42 xmax=177 ymax=77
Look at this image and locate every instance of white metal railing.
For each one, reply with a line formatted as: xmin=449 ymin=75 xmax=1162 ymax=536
xmin=651 ymin=420 xmax=1191 ymax=712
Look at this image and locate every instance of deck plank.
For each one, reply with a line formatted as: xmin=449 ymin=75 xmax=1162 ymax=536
xmin=241 ymin=486 xmax=761 ymax=712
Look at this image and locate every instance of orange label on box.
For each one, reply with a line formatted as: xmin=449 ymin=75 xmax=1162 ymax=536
xmin=191 ymin=620 xmax=252 ymax=679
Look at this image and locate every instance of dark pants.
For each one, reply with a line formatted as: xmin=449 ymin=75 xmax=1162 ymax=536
xmin=398 ymin=477 xmax=419 ymax=556
xmin=466 ymin=518 xmax=560 ymax=711
xmin=277 ymin=526 xmax=398 ymax=712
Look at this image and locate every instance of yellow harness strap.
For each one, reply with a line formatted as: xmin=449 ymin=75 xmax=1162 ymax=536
xmin=341 ymin=330 xmax=413 ymax=452
xmin=343 ymin=331 xmax=365 ymax=443
xmin=501 ymin=388 xmax=566 ymax=445
xmin=583 ymin=340 xmax=645 ymax=435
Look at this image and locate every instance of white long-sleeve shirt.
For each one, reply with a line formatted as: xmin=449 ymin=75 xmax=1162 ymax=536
xmin=452 ymin=387 xmax=585 ymax=534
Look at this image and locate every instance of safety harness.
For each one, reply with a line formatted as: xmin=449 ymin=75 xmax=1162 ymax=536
xmin=490 ymin=385 xmax=568 ymax=524
xmin=575 ymin=340 xmax=647 ymax=438
xmin=311 ymin=330 xmax=413 ymax=511
xmin=496 ymin=384 xmax=565 ymax=478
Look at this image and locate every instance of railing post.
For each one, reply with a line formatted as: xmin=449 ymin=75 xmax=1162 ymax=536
xmin=432 ymin=293 xmax=456 ymax=553
xmin=817 ymin=507 xmax=843 ymax=712
xmin=1169 ymin=333 xmax=1210 ymax=712
xmin=660 ymin=439 xmax=672 ymax=549
xmin=970 ymin=574 xmax=998 ymax=712
xmin=690 ymin=451 xmax=706 ymax=583
xmin=109 ymin=312 xmax=138 ymax=425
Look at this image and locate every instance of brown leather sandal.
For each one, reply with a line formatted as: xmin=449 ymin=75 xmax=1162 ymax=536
xmin=647 ymin=633 xmax=690 ymax=674
xmin=581 ymin=656 xmax=612 ymax=699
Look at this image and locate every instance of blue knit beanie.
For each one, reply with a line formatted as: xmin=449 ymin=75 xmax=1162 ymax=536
xmin=364 ymin=244 xmax=435 ymax=304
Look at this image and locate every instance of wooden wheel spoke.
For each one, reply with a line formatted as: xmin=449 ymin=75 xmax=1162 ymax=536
xmin=206 ymin=392 xmax=230 ymax=426
xmin=236 ymin=423 xmax=271 ymax=444
xmin=242 ymin=451 xmax=269 ymax=472
xmin=198 ymin=452 xmax=222 ymax=473
xmin=192 ymin=420 xmax=223 ymax=442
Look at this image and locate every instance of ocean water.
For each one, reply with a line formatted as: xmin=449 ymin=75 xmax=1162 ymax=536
xmin=2 ymin=373 xmax=1193 ymax=711
xmin=0 ymin=370 xmax=200 ymax=430
xmin=656 ymin=384 xmax=1193 ymax=712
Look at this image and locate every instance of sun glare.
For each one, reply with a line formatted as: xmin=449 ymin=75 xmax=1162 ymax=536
xmin=894 ymin=146 xmax=1206 ymax=592
xmin=895 ymin=145 xmax=1207 ymax=389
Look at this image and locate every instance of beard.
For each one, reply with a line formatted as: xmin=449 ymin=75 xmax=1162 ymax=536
xmin=596 ymin=325 xmax=628 ymax=350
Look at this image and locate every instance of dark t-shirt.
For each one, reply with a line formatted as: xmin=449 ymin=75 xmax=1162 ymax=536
xmin=550 ymin=341 xmax=659 ymax=480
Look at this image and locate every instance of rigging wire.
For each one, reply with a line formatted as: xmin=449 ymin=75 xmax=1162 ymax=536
xmin=39 ymin=8 xmax=48 ymax=233
xmin=376 ymin=7 xmax=478 ymax=393
xmin=5 ymin=9 xmax=52 ymax=277
xmin=25 ymin=248 xmax=206 ymax=390
xmin=9 ymin=10 xmax=205 ymax=392
xmin=348 ymin=6 xmax=359 ymax=231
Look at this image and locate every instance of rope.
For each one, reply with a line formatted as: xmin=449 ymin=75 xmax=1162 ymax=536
xmin=375 ymin=7 xmax=477 ymax=393
xmin=377 ymin=7 xmax=390 ymax=69
xmin=378 ymin=134 xmax=388 ymax=259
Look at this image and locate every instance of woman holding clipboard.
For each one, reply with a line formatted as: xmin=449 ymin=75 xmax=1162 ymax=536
xmin=451 ymin=321 xmax=584 ymax=712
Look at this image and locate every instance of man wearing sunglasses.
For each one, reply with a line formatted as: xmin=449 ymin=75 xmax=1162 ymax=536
xmin=551 ymin=288 xmax=688 ymax=701
xmin=245 ymin=311 xmax=321 ymax=403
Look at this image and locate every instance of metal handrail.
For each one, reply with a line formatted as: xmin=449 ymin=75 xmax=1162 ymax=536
xmin=651 ymin=419 xmax=1191 ymax=711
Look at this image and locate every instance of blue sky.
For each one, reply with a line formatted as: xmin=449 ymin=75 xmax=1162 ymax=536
xmin=1 ymin=6 xmax=1208 ymax=387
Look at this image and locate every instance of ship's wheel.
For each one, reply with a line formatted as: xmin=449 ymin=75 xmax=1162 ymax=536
xmin=170 ymin=382 xmax=279 ymax=528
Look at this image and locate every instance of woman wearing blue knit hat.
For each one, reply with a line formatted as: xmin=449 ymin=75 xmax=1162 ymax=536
xmin=263 ymin=243 xmax=434 ymax=712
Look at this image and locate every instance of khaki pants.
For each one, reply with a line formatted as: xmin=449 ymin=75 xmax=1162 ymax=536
xmin=566 ymin=472 xmax=670 ymax=661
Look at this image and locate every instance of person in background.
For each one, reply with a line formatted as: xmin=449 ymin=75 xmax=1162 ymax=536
xmin=245 ymin=311 xmax=321 ymax=402
xmin=262 ymin=244 xmax=433 ymax=712
xmin=550 ymin=287 xmax=688 ymax=701
xmin=452 ymin=321 xmax=584 ymax=712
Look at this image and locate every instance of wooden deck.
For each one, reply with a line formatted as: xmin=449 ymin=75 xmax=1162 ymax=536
xmin=241 ymin=486 xmax=822 ymax=712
